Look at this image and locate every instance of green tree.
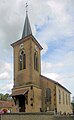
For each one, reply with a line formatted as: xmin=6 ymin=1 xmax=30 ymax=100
xmin=3 ymin=93 xmax=10 ymax=101
xmin=0 ymin=93 xmax=11 ymax=101
xmin=0 ymin=93 xmax=3 ymax=100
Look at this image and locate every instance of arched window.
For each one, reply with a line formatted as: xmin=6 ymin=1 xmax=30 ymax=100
xmin=46 ymin=88 xmax=51 ymax=102
xmin=19 ymin=50 xmax=26 ymax=70
xmin=34 ymin=51 xmax=38 ymax=71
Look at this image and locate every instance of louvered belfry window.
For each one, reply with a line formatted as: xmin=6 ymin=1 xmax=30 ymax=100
xmin=19 ymin=50 xmax=26 ymax=70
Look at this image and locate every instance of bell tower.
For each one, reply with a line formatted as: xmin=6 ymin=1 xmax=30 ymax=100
xmin=11 ymin=4 xmax=43 ymax=112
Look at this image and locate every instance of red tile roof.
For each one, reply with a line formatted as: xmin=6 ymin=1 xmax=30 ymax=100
xmin=0 ymin=100 xmax=14 ymax=108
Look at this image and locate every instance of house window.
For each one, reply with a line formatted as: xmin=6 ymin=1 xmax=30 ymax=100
xmin=19 ymin=50 xmax=26 ymax=70
xmin=46 ymin=88 xmax=51 ymax=102
xmin=34 ymin=51 xmax=38 ymax=71
xmin=59 ymin=90 xmax=61 ymax=104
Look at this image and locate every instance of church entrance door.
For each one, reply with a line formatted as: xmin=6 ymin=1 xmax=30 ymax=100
xmin=19 ymin=95 xmax=25 ymax=112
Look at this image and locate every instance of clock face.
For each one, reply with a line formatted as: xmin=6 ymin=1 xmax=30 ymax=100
xmin=20 ymin=43 xmax=24 ymax=49
xmin=35 ymin=45 xmax=38 ymax=51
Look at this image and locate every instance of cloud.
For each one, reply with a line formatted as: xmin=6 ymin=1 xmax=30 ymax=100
xmin=0 ymin=60 xmax=12 ymax=80
xmin=36 ymin=0 xmax=74 ymax=48
xmin=0 ymin=61 xmax=11 ymax=72
xmin=0 ymin=82 xmax=13 ymax=94
xmin=43 ymin=72 xmax=64 ymax=83
xmin=41 ymin=61 xmax=64 ymax=73
xmin=0 ymin=60 xmax=13 ymax=93
xmin=0 ymin=0 xmax=73 ymax=50
xmin=0 ymin=72 xmax=10 ymax=80
xmin=41 ymin=43 xmax=48 ymax=55
xmin=41 ymin=60 xmax=65 ymax=83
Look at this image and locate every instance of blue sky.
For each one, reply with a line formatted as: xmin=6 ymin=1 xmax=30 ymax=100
xmin=0 ymin=0 xmax=74 ymax=98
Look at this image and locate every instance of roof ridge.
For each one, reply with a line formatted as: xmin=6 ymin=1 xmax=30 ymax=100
xmin=40 ymin=74 xmax=71 ymax=93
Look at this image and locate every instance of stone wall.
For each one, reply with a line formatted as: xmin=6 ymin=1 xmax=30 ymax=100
xmin=0 ymin=113 xmax=74 ymax=120
xmin=54 ymin=115 xmax=74 ymax=120
xmin=0 ymin=112 xmax=54 ymax=120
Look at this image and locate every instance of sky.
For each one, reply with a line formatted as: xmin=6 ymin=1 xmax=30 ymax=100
xmin=0 ymin=0 xmax=74 ymax=97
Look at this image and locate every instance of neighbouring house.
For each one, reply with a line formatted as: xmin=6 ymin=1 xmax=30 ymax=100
xmin=0 ymin=100 xmax=14 ymax=113
xmin=11 ymin=9 xmax=72 ymax=114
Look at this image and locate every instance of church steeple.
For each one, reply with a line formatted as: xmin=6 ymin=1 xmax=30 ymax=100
xmin=22 ymin=3 xmax=32 ymax=38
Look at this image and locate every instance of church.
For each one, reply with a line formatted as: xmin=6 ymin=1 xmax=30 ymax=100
xmin=11 ymin=9 xmax=71 ymax=114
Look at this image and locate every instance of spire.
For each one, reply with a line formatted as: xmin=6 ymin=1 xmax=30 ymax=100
xmin=22 ymin=3 xmax=32 ymax=38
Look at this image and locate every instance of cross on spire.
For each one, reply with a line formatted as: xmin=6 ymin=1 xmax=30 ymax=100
xmin=22 ymin=1 xmax=32 ymax=38
xmin=26 ymin=2 xmax=28 ymax=15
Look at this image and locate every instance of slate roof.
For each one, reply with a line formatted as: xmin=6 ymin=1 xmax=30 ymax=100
xmin=22 ymin=14 xmax=32 ymax=38
xmin=11 ymin=88 xmax=29 ymax=97
xmin=40 ymin=75 xmax=71 ymax=94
